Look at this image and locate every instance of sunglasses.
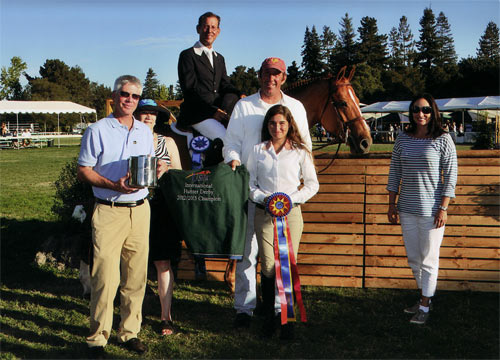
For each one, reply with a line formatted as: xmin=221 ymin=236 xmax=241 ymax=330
xmin=412 ymin=106 xmax=432 ymax=114
xmin=120 ymin=91 xmax=141 ymax=101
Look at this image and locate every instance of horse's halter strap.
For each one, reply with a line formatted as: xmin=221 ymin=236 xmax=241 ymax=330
xmin=319 ymin=79 xmax=364 ymax=140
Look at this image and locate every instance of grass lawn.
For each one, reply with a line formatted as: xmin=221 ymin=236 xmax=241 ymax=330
xmin=0 ymin=145 xmax=498 ymax=359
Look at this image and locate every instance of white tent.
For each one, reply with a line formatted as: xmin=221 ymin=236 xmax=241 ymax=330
xmin=0 ymin=100 xmax=97 ymax=135
xmin=361 ymin=96 xmax=500 ymax=113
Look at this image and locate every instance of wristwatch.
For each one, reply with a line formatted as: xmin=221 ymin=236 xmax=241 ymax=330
xmin=438 ymin=205 xmax=448 ymax=211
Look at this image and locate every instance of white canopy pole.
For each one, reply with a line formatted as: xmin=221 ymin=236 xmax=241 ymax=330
xmin=58 ymin=113 xmax=60 ymax=148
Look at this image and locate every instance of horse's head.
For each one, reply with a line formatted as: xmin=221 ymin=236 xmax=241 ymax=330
xmin=324 ymin=66 xmax=372 ymax=154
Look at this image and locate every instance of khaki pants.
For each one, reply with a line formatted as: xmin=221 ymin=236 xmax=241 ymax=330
xmin=254 ymin=206 xmax=303 ymax=278
xmin=87 ymin=201 xmax=150 ymax=347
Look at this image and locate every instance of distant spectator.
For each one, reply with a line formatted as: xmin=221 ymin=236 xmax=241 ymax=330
xmin=389 ymin=124 xmax=395 ymax=142
xmin=315 ymin=123 xmax=325 ymax=142
xmin=11 ymin=131 xmax=19 ymax=148
xmin=458 ymin=123 xmax=464 ymax=135
xmin=22 ymin=129 xmax=32 ymax=147
xmin=450 ymin=122 xmax=457 ymax=143
xmin=1 ymin=122 xmax=7 ymax=136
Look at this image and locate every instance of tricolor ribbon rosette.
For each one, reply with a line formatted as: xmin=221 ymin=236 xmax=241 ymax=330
xmin=265 ymin=192 xmax=307 ymax=325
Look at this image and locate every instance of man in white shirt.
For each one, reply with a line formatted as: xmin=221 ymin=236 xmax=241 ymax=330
xmin=223 ymin=57 xmax=312 ymax=328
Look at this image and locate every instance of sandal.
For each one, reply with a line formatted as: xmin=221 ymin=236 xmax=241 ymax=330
xmin=160 ymin=320 xmax=174 ymax=336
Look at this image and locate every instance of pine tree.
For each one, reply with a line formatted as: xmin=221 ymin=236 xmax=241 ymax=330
xmin=301 ymin=25 xmax=323 ymax=79
xmin=357 ymin=16 xmax=388 ymax=69
xmin=333 ymin=13 xmax=358 ymax=68
xmin=142 ymin=68 xmax=160 ymax=100
xmin=155 ymin=84 xmax=171 ymax=101
xmin=174 ymin=81 xmax=183 ymax=100
xmin=397 ymin=16 xmax=415 ymax=67
xmin=229 ymin=65 xmax=259 ymax=95
xmin=287 ymin=61 xmax=301 ymax=84
xmin=477 ymin=21 xmax=500 ymax=62
xmin=416 ymin=8 xmax=440 ymax=70
xmin=388 ymin=27 xmax=402 ymax=69
xmin=435 ymin=11 xmax=457 ymax=66
xmin=320 ymin=26 xmax=337 ymax=74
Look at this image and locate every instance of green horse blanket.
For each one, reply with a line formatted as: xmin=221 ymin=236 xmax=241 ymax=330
xmin=159 ymin=163 xmax=249 ymax=259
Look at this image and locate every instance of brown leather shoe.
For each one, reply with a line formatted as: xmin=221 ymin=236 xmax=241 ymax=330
xmin=122 ymin=338 xmax=147 ymax=354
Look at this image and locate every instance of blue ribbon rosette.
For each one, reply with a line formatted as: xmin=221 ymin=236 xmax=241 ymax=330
xmin=190 ymin=135 xmax=210 ymax=169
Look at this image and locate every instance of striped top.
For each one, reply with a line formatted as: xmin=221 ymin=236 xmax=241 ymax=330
xmin=387 ymin=132 xmax=458 ymax=217
xmin=155 ymin=134 xmax=171 ymax=165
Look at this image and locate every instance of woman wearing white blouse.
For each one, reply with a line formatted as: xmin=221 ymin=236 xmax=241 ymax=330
xmin=246 ymin=105 xmax=319 ymax=340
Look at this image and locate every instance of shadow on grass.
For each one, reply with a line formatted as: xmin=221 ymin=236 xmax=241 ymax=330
xmin=1 ymin=320 xmax=83 ymax=348
xmin=1 ymin=218 xmax=499 ymax=359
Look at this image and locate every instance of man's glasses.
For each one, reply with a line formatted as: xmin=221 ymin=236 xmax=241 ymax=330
xmin=120 ymin=91 xmax=141 ymax=101
xmin=412 ymin=106 xmax=432 ymax=114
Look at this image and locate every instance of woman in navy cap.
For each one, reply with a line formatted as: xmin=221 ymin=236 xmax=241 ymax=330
xmin=135 ymin=99 xmax=182 ymax=336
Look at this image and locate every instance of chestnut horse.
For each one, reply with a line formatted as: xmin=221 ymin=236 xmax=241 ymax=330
xmin=284 ymin=66 xmax=372 ymax=154
xmin=157 ymin=66 xmax=371 ymax=291
xmin=159 ymin=66 xmax=371 ymax=166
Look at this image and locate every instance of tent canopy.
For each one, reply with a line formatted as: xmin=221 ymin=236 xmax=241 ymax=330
xmin=0 ymin=100 xmax=96 ymax=114
xmin=361 ymin=96 xmax=500 ymax=113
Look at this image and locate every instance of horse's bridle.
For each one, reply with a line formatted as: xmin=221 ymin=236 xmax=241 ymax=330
xmin=320 ymin=78 xmax=365 ymax=138
xmin=315 ymin=78 xmax=364 ymax=174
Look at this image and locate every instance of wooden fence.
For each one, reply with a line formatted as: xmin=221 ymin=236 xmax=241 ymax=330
xmin=177 ymin=150 xmax=500 ymax=292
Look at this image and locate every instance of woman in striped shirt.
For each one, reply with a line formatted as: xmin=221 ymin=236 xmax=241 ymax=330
xmin=387 ymin=93 xmax=458 ymax=325
xmin=135 ymin=99 xmax=182 ymax=336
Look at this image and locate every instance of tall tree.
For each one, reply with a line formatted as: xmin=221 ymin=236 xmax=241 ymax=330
xmin=332 ymin=13 xmax=358 ymax=70
xmin=435 ymin=11 xmax=457 ymax=67
xmin=320 ymin=26 xmax=337 ymax=74
xmin=142 ymin=68 xmax=160 ymax=99
xmin=89 ymin=82 xmax=112 ymax=119
xmin=357 ymin=16 xmax=388 ymax=69
xmin=416 ymin=8 xmax=440 ymax=70
xmin=457 ymin=56 xmax=500 ymax=96
xmin=174 ymin=81 xmax=183 ymax=100
xmin=287 ymin=61 xmax=301 ymax=84
xmin=477 ymin=21 xmax=500 ymax=62
xmin=397 ymin=16 xmax=415 ymax=67
xmin=155 ymin=84 xmax=172 ymax=101
xmin=0 ymin=56 xmax=27 ymax=100
xmin=301 ymin=25 xmax=323 ymax=79
xmin=229 ymin=65 xmax=259 ymax=95
xmin=36 ymin=59 xmax=92 ymax=106
xmin=350 ymin=63 xmax=385 ymax=103
xmin=388 ymin=26 xmax=402 ymax=69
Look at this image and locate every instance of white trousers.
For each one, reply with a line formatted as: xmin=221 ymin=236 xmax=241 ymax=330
xmin=192 ymin=118 xmax=226 ymax=140
xmin=234 ymin=202 xmax=259 ymax=315
xmin=400 ymin=212 xmax=445 ymax=297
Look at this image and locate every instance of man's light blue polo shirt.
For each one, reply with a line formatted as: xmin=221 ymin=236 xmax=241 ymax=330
xmin=78 ymin=114 xmax=154 ymax=202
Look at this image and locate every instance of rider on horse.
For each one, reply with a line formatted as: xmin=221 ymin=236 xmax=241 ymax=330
xmin=177 ymin=11 xmax=243 ymax=158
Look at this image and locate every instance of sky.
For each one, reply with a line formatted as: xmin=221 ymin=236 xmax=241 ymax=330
xmin=1 ymin=0 xmax=499 ymax=91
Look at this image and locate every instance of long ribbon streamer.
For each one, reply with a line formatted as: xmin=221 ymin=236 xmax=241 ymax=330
xmin=273 ymin=215 xmax=307 ymax=325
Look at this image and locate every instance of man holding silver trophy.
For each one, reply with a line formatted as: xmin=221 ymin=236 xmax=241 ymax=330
xmin=77 ymin=75 xmax=167 ymax=358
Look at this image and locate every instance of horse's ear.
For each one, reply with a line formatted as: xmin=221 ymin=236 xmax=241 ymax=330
xmin=348 ymin=66 xmax=356 ymax=81
xmin=336 ymin=66 xmax=347 ymax=81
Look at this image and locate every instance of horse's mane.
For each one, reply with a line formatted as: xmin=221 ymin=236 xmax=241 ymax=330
xmin=283 ymin=74 xmax=334 ymax=94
